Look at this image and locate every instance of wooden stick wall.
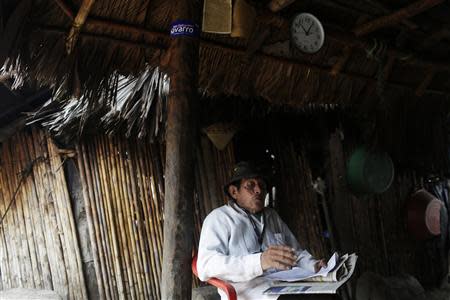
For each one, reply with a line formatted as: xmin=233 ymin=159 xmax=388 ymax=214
xmin=274 ymin=140 xmax=329 ymax=259
xmin=193 ymin=135 xmax=235 ymax=250
xmin=76 ymin=134 xmax=233 ymax=298
xmin=77 ymin=136 xmax=165 ymax=300
xmin=273 ymin=127 xmax=442 ymax=287
xmin=328 ymin=130 xmax=441 ymax=285
xmin=0 ymin=128 xmax=87 ymax=299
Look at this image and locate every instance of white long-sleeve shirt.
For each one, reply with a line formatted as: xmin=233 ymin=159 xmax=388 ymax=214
xmin=197 ymin=201 xmax=318 ymax=300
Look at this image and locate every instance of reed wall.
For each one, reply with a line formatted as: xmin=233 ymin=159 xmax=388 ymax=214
xmin=76 ymin=133 xmax=234 ymax=299
xmin=0 ymin=129 xmax=87 ymax=299
xmin=0 ymin=125 xmax=443 ymax=299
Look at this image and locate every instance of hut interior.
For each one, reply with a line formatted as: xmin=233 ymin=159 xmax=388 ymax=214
xmin=1 ymin=0 xmax=450 ymax=299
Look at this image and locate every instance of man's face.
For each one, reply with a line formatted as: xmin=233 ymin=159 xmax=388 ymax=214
xmin=228 ymin=177 xmax=267 ymax=214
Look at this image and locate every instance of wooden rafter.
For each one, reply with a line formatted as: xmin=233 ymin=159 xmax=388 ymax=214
xmin=330 ymin=47 xmax=352 ymax=76
xmin=38 ymin=25 xmax=450 ymax=97
xmin=66 ymin=0 xmax=96 ymax=54
xmin=53 ymin=1 xmax=450 ymax=75
xmin=354 ymin=0 xmax=444 ymax=37
xmin=268 ymin=0 xmax=296 ymax=12
xmin=48 ymin=3 xmax=450 ymax=96
xmin=53 ymin=0 xmax=74 ymax=19
xmin=260 ymin=11 xmax=450 ymax=73
xmin=361 ymin=0 xmax=418 ymax=30
xmin=329 ymin=27 xmax=450 ymax=73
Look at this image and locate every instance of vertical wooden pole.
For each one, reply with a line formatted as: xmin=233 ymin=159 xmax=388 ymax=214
xmin=160 ymin=0 xmax=200 ymax=299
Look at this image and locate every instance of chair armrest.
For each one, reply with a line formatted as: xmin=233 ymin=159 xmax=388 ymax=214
xmin=192 ymin=254 xmax=237 ymax=300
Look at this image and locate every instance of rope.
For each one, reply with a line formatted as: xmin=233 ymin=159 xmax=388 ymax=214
xmin=0 ymin=156 xmax=46 ymax=226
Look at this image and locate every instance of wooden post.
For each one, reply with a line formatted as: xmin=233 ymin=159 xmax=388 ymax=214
xmin=160 ymin=0 xmax=200 ymax=299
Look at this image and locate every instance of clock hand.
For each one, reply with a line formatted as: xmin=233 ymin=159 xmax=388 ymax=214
xmin=299 ymin=23 xmax=308 ymax=34
xmin=306 ymin=23 xmax=314 ymax=35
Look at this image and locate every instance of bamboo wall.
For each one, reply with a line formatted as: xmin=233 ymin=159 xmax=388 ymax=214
xmin=327 ymin=131 xmax=441 ymax=286
xmin=0 ymin=124 xmax=438 ymax=299
xmin=273 ymin=127 xmax=443 ymax=288
xmin=274 ymin=140 xmax=329 ymax=260
xmin=76 ymin=136 xmax=165 ymax=300
xmin=0 ymin=129 xmax=87 ymax=299
xmin=76 ymin=133 xmax=234 ymax=299
xmin=193 ymin=135 xmax=235 ymax=249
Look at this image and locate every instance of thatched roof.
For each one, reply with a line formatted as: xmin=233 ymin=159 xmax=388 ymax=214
xmin=2 ymin=0 xmax=450 ymax=139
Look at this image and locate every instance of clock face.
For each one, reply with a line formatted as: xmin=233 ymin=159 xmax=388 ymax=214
xmin=291 ymin=13 xmax=325 ymax=54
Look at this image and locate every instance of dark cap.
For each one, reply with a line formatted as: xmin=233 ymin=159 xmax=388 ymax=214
xmin=224 ymin=161 xmax=267 ymax=198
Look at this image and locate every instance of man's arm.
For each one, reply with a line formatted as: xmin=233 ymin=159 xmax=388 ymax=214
xmin=197 ymin=211 xmax=263 ymax=282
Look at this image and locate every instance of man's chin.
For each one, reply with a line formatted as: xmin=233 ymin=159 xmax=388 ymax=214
xmin=252 ymin=201 xmax=264 ymax=212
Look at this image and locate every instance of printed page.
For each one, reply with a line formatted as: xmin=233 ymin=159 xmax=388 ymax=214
xmin=264 ymin=254 xmax=359 ymax=295
xmin=265 ymin=252 xmax=338 ymax=282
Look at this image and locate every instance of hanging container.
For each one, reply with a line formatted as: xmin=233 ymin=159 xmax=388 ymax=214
xmin=346 ymin=147 xmax=394 ymax=194
xmin=407 ymin=189 xmax=442 ymax=240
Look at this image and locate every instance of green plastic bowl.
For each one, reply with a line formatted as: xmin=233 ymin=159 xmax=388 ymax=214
xmin=347 ymin=147 xmax=394 ymax=194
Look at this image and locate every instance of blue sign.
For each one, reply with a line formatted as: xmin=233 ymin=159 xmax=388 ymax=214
xmin=170 ymin=20 xmax=199 ymax=37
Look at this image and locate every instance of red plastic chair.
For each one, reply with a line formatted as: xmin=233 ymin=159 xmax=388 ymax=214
xmin=192 ymin=253 xmax=237 ymax=300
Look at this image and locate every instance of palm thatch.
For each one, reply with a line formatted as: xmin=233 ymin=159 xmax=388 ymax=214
xmin=26 ymin=66 xmax=169 ymax=141
xmin=1 ymin=0 xmax=450 ymax=140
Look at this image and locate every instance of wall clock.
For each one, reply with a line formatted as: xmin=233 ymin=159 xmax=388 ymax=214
xmin=291 ymin=13 xmax=325 ymax=54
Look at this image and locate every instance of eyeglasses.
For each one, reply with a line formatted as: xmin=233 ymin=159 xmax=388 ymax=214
xmin=242 ymin=179 xmax=267 ymax=194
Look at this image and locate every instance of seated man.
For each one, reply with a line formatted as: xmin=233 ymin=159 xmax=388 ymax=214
xmin=197 ymin=161 xmax=333 ymax=300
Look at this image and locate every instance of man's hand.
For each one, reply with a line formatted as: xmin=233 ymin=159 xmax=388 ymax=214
xmin=260 ymin=245 xmax=297 ymax=271
xmin=314 ymin=259 xmax=327 ymax=272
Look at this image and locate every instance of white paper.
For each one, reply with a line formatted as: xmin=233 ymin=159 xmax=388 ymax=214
xmin=264 ymin=254 xmax=359 ymax=295
xmin=265 ymin=252 xmax=338 ymax=282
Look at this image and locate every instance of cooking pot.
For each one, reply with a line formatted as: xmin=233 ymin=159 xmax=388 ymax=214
xmin=407 ymin=189 xmax=442 ymax=240
xmin=346 ymin=147 xmax=394 ymax=194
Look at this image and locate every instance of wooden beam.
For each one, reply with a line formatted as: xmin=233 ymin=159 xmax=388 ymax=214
xmin=66 ymin=0 xmax=96 ymax=54
xmin=330 ymin=47 xmax=352 ymax=76
xmin=160 ymin=1 xmax=200 ymax=300
xmin=53 ymin=0 xmax=74 ymax=19
xmin=37 ymin=25 xmax=450 ymax=97
xmin=52 ymin=0 xmax=167 ymax=44
xmin=85 ymin=19 xmax=168 ymax=43
xmin=39 ymin=25 xmax=166 ymax=50
xmin=268 ymin=0 xmax=296 ymax=12
xmin=360 ymin=0 xmax=419 ymax=30
xmin=50 ymin=1 xmax=450 ymax=75
xmin=354 ymin=0 xmax=444 ymax=37
xmin=258 ymin=11 xmax=450 ymax=73
xmin=326 ymin=24 xmax=450 ymax=73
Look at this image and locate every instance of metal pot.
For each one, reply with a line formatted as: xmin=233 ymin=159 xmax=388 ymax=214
xmin=346 ymin=147 xmax=394 ymax=194
xmin=407 ymin=189 xmax=442 ymax=240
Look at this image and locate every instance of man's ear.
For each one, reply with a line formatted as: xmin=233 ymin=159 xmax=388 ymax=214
xmin=228 ymin=185 xmax=239 ymax=199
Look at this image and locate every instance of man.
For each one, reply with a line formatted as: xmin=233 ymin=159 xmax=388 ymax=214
xmin=197 ymin=161 xmax=330 ymax=300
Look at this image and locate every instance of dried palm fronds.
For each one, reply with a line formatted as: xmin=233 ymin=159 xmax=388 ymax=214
xmin=27 ymin=65 xmax=169 ymax=141
xmin=1 ymin=59 xmax=24 ymax=90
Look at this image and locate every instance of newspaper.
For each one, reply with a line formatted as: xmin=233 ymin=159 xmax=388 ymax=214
xmin=265 ymin=252 xmax=339 ymax=282
xmin=263 ymin=253 xmax=358 ymax=295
